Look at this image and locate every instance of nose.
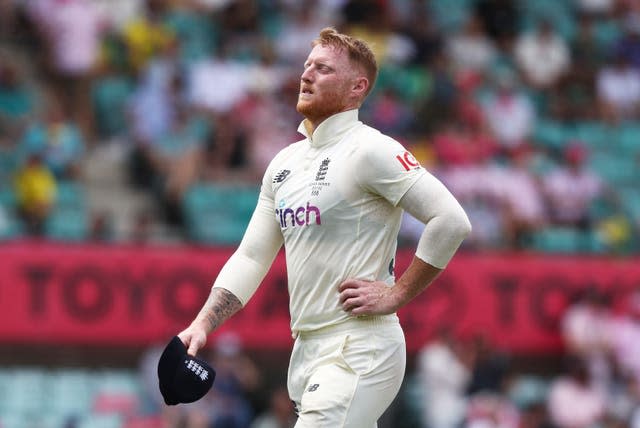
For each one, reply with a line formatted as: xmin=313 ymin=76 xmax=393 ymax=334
xmin=301 ymin=66 xmax=313 ymax=83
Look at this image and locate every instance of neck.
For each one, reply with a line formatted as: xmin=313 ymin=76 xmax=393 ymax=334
xmin=303 ymin=119 xmax=316 ymax=136
xmin=304 ymin=104 xmax=360 ymax=134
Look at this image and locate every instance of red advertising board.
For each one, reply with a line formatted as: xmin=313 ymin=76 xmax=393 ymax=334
xmin=0 ymin=241 xmax=637 ymax=353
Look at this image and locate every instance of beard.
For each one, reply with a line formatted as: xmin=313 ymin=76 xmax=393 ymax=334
xmin=296 ymin=87 xmax=350 ymax=124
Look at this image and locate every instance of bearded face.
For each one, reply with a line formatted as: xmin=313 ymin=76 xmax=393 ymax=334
xmin=296 ymin=45 xmax=361 ymax=127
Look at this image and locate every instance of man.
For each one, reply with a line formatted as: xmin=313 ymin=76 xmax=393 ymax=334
xmin=178 ymin=27 xmax=471 ymax=427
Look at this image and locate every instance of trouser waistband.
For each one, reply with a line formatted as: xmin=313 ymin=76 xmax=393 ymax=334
xmin=294 ymin=315 xmax=400 ymax=339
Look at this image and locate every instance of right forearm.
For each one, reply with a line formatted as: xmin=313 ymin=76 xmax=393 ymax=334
xmin=191 ymin=287 xmax=243 ymax=334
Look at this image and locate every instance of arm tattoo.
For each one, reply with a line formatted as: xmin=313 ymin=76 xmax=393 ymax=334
xmin=199 ymin=287 xmax=243 ymax=332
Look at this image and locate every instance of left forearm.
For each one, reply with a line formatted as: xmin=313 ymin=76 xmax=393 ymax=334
xmin=388 ymin=256 xmax=442 ymax=311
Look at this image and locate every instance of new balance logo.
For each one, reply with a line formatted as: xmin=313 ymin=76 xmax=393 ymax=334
xmin=307 ymin=383 xmax=320 ymax=392
xmin=273 ymin=169 xmax=291 ymax=183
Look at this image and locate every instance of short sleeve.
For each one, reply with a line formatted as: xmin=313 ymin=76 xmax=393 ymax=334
xmin=353 ymin=134 xmax=426 ymax=206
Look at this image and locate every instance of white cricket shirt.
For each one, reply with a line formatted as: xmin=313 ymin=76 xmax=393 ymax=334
xmin=261 ymin=109 xmax=426 ymax=334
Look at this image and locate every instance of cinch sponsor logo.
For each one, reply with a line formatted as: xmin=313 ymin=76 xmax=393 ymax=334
xmin=275 ymin=202 xmax=322 ymax=228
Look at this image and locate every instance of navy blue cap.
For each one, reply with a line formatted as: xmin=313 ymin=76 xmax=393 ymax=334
xmin=157 ymin=336 xmax=216 ymax=405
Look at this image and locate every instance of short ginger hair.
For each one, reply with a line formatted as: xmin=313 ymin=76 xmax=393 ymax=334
xmin=312 ymin=27 xmax=378 ymax=97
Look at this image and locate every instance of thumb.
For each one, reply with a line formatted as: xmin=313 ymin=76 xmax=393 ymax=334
xmin=187 ymin=340 xmax=200 ymax=357
xmin=187 ymin=334 xmax=205 ymax=357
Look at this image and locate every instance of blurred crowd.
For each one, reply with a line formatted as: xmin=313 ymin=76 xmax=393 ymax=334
xmin=407 ymin=286 xmax=640 ymax=428
xmin=1 ymin=0 xmax=640 ymax=251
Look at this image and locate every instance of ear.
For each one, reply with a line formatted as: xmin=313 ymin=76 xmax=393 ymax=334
xmin=351 ymin=76 xmax=369 ymax=97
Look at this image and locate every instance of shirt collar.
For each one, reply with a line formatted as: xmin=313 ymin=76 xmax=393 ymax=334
xmin=297 ymin=109 xmax=361 ymax=148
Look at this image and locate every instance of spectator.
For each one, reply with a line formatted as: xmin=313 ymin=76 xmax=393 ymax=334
xmin=574 ymin=0 xmax=615 ymax=18
xmin=13 ymin=153 xmax=57 ymax=236
xmin=341 ymin=0 xmax=414 ymax=65
xmin=474 ymin=0 xmax=520 ymax=49
xmin=465 ymin=392 xmax=521 ymax=428
xmin=614 ymin=13 xmax=640 ymax=70
xmin=438 ymin=163 xmax=508 ymax=249
xmin=144 ymin=105 xmax=206 ymax=226
xmin=608 ymin=292 xmax=640 ymax=386
xmin=0 ymin=60 xmax=38 ymax=138
xmin=217 ymin=0 xmax=262 ymax=46
xmin=432 ymin=121 xmax=497 ymax=167
xmin=274 ymin=5 xmax=329 ymax=67
xmin=127 ymin=53 xmax=184 ymax=190
xmin=514 ymin=19 xmax=571 ymax=92
xmin=541 ymin=142 xmax=604 ymax=229
xmin=466 ymin=334 xmax=510 ymax=396
xmin=562 ymin=288 xmax=613 ymax=388
xmin=187 ymin=45 xmax=254 ymax=114
xmin=365 ymin=87 xmax=414 ymax=136
xmin=202 ymin=111 xmax=252 ymax=182
xmin=446 ymin=14 xmax=498 ymax=74
xmin=412 ymin=51 xmax=458 ymax=134
xmin=565 ymin=13 xmax=607 ymax=120
xmin=92 ymin=0 xmax=143 ymax=33
xmin=205 ymin=332 xmax=262 ymax=428
xmin=547 ymin=355 xmax=606 ymax=428
xmin=19 ymin=102 xmax=86 ymax=180
xmin=27 ymin=0 xmax=106 ymax=138
xmin=498 ymin=147 xmax=546 ymax=248
xmin=417 ymin=328 xmax=471 ymax=428
xmin=236 ymin=88 xmax=301 ymax=179
xmin=596 ymin=50 xmax=640 ymax=121
xmin=250 ymin=386 xmax=296 ymax=428
xmin=397 ymin=0 xmax=443 ymax=67
xmin=480 ymin=69 xmax=536 ymax=158
xmin=127 ymin=43 xmax=182 ymax=146
xmin=121 ymin=0 xmax=175 ymax=72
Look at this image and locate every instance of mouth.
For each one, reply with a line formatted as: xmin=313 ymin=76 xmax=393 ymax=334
xmin=300 ymin=87 xmax=314 ymax=96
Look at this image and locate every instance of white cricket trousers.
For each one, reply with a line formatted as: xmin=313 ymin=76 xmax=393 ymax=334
xmin=288 ymin=317 xmax=406 ymax=428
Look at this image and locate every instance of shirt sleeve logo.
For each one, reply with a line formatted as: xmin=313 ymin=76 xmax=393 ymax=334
xmin=396 ymin=151 xmax=421 ymax=171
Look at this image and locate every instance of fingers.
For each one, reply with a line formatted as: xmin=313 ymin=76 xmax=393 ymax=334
xmin=178 ymin=330 xmax=204 ymax=357
xmin=339 ymin=287 xmax=359 ymax=304
xmin=341 ymin=296 xmax=363 ymax=312
xmin=339 ymin=281 xmax=364 ymax=312
xmin=338 ymin=279 xmax=393 ymax=316
xmin=187 ymin=341 xmax=200 ymax=357
xmin=338 ymin=278 xmax=364 ymax=293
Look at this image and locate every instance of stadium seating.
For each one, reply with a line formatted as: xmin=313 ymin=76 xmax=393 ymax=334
xmin=533 ymin=119 xmax=572 ymax=152
xmin=530 ymin=226 xmax=594 ymax=253
xmin=183 ymin=182 xmax=259 ymax=245
xmin=91 ymin=75 xmax=134 ymax=139
xmin=45 ymin=181 xmax=90 ymax=241
xmin=0 ymin=368 xmax=142 ymax=428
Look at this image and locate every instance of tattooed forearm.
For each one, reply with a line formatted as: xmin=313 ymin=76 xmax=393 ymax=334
xmin=196 ymin=287 xmax=243 ymax=333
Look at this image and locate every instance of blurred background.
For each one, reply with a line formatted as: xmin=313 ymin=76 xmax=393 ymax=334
xmin=1 ymin=0 xmax=640 ymax=427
